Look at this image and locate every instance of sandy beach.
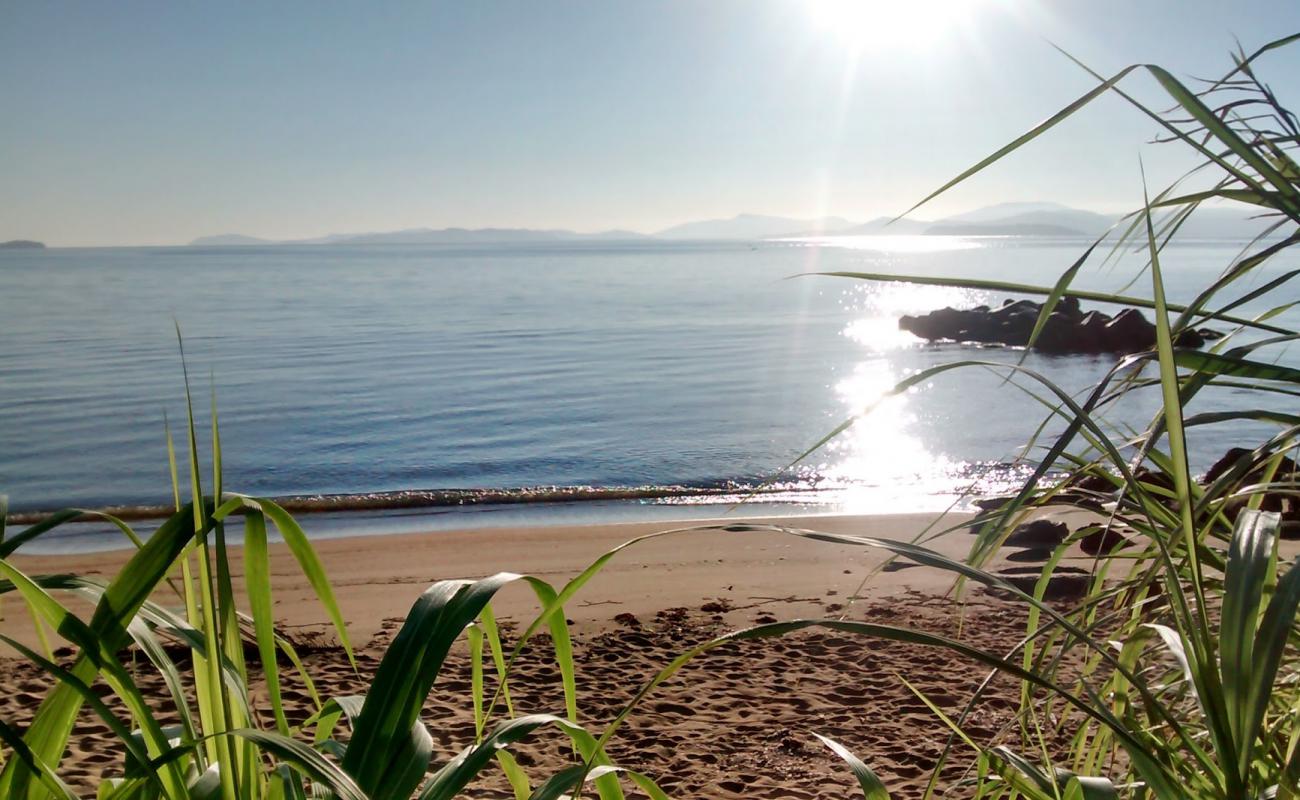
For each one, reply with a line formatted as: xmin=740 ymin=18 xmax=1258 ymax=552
xmin=0 ymin=509 xmax=1083 ymax=797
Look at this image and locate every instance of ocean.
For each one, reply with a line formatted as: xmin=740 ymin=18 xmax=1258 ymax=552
xmin=1 ymin=236 xmax=1294 ymax=551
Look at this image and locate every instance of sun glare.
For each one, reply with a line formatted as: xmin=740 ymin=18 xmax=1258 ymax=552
xmin=807 ymin=0 xmax=979 ymax=51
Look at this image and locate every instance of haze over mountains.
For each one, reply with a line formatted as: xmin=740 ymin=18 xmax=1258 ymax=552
xmin=189 ymin=202 xmax=1275 ymax=246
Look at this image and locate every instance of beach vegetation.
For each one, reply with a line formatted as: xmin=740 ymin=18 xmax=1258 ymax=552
xmin=787 ymin=33 xmax=1300 ymax=798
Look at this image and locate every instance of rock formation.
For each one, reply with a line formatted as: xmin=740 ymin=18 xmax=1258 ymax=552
xmin=899 ymin=297 xmax=1220 ymax=355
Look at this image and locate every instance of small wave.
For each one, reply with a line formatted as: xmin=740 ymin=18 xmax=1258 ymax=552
xmin=3 ymin=482 xmax=809 ymax=526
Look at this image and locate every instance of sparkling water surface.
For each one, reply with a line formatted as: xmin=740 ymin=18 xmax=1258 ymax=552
xmin=1 ymin=237 xmax=1294 ymax=550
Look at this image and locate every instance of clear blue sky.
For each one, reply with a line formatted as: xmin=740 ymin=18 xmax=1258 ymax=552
xmin=2 ymin=1 xmax=1297 ymax=245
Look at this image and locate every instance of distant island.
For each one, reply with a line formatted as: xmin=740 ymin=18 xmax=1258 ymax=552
xmin=0 ymin=239 xmax=45 ymax=249
xmin=189 ymin=201 xmax=1277 ymax=246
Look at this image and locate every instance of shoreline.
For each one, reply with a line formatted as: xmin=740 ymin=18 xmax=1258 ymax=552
xmin=2 ymin=482 xmax=817 ymax=526
xmin=3 ymin=510 xmax=998 ymax=650
xmin=6 ymin=495 xmax=975 ymax=555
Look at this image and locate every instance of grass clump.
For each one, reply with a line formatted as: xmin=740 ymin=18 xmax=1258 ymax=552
xmin=792 ymin=33 xmax=1300 ymax=798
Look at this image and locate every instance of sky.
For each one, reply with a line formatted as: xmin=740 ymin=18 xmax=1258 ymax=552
xmin=2 ymin=1 xmax=1298 ymax=246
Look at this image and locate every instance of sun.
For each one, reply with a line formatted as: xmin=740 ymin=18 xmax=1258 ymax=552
xmin=806 ymin=0 xmax=979 ymax=52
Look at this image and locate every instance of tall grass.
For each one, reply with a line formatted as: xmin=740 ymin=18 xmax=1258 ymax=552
xmin=795 ymin=35 xmax=1300 ymax=798
xmin=1 ymin=34 xmax=1298 ymax=800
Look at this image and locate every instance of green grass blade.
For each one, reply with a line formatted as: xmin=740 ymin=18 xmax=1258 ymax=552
xmin=0 ymin=632 xmax=158 ymax=782
xmin=244 ymin=508 xmax=290 ymax=734
xmin=563 ymin=724 xmax=626 ymax=800
xmin=306 ymin=694 xmax=363 ymax=746
xmin=256 ymin=499 xmax=355 ymax=669
xmin=1221 ymin=509 xmax=1278 ymax=762
xmin=897 ymin=64 xmax=1143 ymax=219
xmin=526 ymin=766 xmax=590 ymax=800
xmin=176 ymin=330 xmax=235 ymax=800
xmin=468 ymin=623 xmax=486 ymax=740
xmin=494 ymin=751 xmax=531 ymax=800
xmin=209 ymin=381 xmax=221 ymax=501
xmin=528 ymin=582 xmax=579 ymax=724
xmin=0 ymin=719 xmax=81 ymax=800
xmin=1149 ymin=188 xmax=1287 ymax=209
xmin=1245 ymin=526 xmax=1300 ymax=779
xmin=478 ymin=604 xmax=515 ymax=719
xmin=344 ymin=573 xmax=523 ymax=800
xmin=1170 ymin=351 xmax=1300 ymax=383
xmin=1054 ymin=49 xmax=1288 ymax=211
xmin=224 ymin=729 xmax=366 ymax=800
xmin=1142 ymin=181 xmax=1214 ymax=619
xmin=0 ymin=559 xmax=189 ymax=799
xmin=212 ymin=517 xmax=253 ymax=797
xmin=0 ymin=505 xmax=203 ymax=799
xmin=273 ymin=764 xmax=307 ymax=800
xmin=164 ymin=413 xmax=181 ymax=511
xmin=526 ymin=765 xmax=660 ymax=800
xmin=123 ymin=618 xmax=199 ymax=746
xmin=1063 ymin=772 xmax=1120 ymax=800
xmin=1147 ymin=65 xmax=1300 ymax=213
xmin=1021 ymin=237 xmax=1106 ymax=357
xmin=815 ymin=733 xmax=891 ymax=800
xmin=417 ymin=714 xmax=594 ymax=800
xmin=0 ymin=511 xmax=84 ymax=559
xmin=192 ymin=534 xmax=234 ymax=800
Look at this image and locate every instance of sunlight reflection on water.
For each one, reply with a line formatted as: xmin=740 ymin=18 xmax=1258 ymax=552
xmin=819 ymin=360 xmax=958 ymax=512
xmin=840 ymin=280 xmax=990 ymax=352
xmin=811 ymin=278 xmax=1023 ymax=511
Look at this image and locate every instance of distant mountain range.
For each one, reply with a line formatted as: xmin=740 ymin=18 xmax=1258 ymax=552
xmin=653 ymin=213 xmax=857 ymax=240
xmin=189 ymin=201 xmax=1284 ymax=246
xmin=190 ymin=227 xmax=650 ymax=247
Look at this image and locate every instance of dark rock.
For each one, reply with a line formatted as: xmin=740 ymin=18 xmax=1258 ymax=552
xmin=1006 ymin=547 xmax=1056 ymax=563
xmin=991 ymin=567 xmax=1091 ymax=600
xmin=973 ymin=496 xmax=1015 ymax=512
xmin=1075 ymin=310 xmax=1112 ymax=353
xmin=973 ymin=495 xmax=1014 ymax=511
xmin=1062 ymin=471 xmax=1117 ymax=494
xmin=1058 ymin=295 xmax=1083 ymax=320
xmin=899 ymin=297 xmax=1210 ymax=356
xmin=1204 ymin=447 xmax=1298 ymax=485
xmin=1203 ymin=447 xmax=1300 ymax=534
xmin=1101 ymin=308 xmax=1157 ymax=352
xmin=1133 ymin=468 xmax=1175 ymax=493
xmin=1004 ymin=519 xmax=1069 ymax=548
xmin=1054 ymin=470 xmax=1115 ymax=511
xmin=1033 ymin=311 xmax=1083 ymax=354
xmin=1078 ymin=526 xmax=1133 ymax=556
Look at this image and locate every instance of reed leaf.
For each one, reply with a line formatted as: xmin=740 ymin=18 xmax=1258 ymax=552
xmin=815 ymin=733 xmax=891 ymax=800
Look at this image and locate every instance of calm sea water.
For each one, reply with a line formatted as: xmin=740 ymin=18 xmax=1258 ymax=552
xmin=1 ymin=237 xmax=1295 ymax=550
